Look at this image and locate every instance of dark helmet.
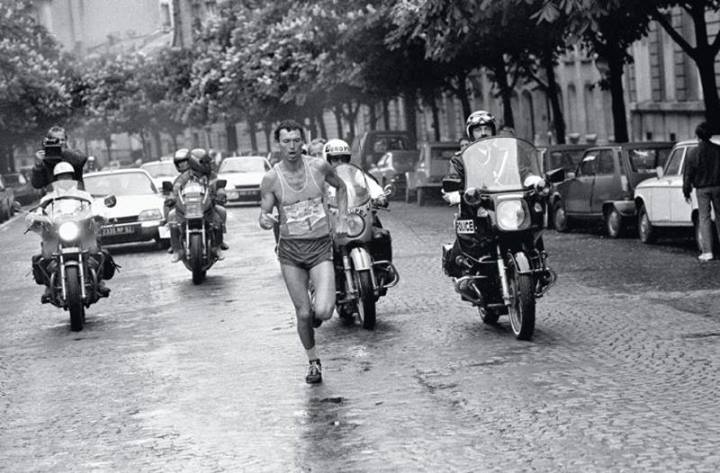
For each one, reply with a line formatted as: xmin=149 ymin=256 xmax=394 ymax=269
xmin=189 ymin=148 xmax=211 ymax=174
xmin=173 ymin=148 xmax=190 ymax=172
xmin=465 ymin=110 xmax=496 ymax=138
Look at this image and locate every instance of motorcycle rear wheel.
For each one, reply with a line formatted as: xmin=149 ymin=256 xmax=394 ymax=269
xmin=355 ymin=271 xmax=376 ymax=330
xmin=66 ymin=266 xmax=85 ymax=332
xmin=508 ymin=264 xmax=535 ymax=340
xmin=190 ymin=233 xmax=205 ymax=285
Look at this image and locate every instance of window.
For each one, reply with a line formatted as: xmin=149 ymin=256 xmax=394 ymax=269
xmin=628 ymin=147 xmax=672 ymax=172
xmin=579 ymin=153 xmax=597 ymax=176
xmin=664 ymin=147 xmax=688 ymax=176
xmin=596 ymin=150 xmax=615 ymax=175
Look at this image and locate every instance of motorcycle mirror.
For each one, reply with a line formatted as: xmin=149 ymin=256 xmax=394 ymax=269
xmin=655 ymin=166 xmax=664 ymax=178
xmin=104 ymin=195 xmax=117 ymax=208
xmin=442 ymin=178 xmax=462 ymax=193
xmin=216 ymin=179 xmax=227 ymax=189
xmin=546 ymin=167 xmax=566 ymax=184
xmin=383 ymin=184 xmax=393 ymax=197
xmin=162 ymin=181 xmax=173 ymax=193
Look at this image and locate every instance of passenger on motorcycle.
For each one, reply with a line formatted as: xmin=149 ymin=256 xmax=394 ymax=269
xmin=323 ymin=139 xmax=393 ymax=265
xmin=167 ymin=148 xmax=229 ymax=262
xmin=442 ymin=110 xmax=545 ymax=277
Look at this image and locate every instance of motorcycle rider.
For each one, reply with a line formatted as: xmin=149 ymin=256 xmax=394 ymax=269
xmin=323 ymin=139 xmax=393 ymax=268
xmin=167 ymin=148 xmax=229 ymax=263
xmin=442 ymin=110 xmax=545 ymax=278
xmin=31 ymin=126 xmax=87 ymax=189
xmin=29 ymin=162 xmax=113 ymax=302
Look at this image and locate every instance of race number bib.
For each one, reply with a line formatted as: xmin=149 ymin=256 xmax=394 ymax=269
xmin=283 ymin=196 xmax=328 ymax=236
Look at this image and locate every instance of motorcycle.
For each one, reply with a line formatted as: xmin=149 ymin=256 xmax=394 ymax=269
xmin=26 ymin=179 xmax=116 ymax=331
xmin=331 ymin=164 xmax=399 ymax=329
xmin=165 ymin=177 xmax=226 ymax=284
xmin=441 ymin=136 xmax=563 ymax=340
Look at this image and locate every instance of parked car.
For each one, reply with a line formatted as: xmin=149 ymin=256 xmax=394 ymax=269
xmin=217 ymin=155 xmax=271 ymax=205
xmin=542 ymin=144 xmax=593 ymax=227
xmin=405 ymin=141 xmax=458 ymax=205
xmin=552 ymin=141 xmax=673 ymax=237
xmin=0 ymin=175 xmax=15 ymax=222
xmin=2 ymin=172 xmax=41 ymax=205
xmin=140 ymin=160 xmax=180 ymax=192
xmin=351 ymin=130 xmax=418 ymax=171
xmin=634 ymin=139 xmax=716 ymax=249
xmin=84 ymin=169 xmax=170 ymax=248
xmin=368 ymin=150 xmax=419 ymax=199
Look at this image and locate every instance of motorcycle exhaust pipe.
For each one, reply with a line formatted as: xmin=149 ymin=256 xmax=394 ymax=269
xmin=454 ymin=275 xmax=485 ymax=305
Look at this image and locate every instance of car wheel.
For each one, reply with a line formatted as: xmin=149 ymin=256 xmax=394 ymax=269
xmin=553 ymin=202 xmax=569 ymax=232
xmin=637 ymin=205 xmax=656 ymax=244
xmin=605 ymin=208 xmax=624 ymax=238
xmin=417 ymin=187 xmax=426 ymax=206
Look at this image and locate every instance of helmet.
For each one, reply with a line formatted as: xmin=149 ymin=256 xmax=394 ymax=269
xmin=189 ymin=148 xmax=211 ymax=174
xmin=323 ymin=139 xmax=351 ymax=163
xmin=53 ymin=162 xmax=74 ymax=180
xmin=465 ymin=110 xmax=496 ymax=139
xmin=173 ymin=148 xmax=190 ymax=172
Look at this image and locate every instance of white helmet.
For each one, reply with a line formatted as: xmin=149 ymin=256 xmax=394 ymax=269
xmin=323 ymin=139 xmax=351 ymax=162
xmin=53 ymin=162 xmax=74 ymax=179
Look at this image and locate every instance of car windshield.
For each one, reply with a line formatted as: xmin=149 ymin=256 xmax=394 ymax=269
xmin=219 ymin=157 xmax=269 ymax=173
xmin=334 ymin=164 xmax=371 ymax=208
xmin=430 ymin=147 xmax=457 ymax=161
xmin=545 ymin=149 xmax=585 ymax=172
xmin=141 ymin=162 xmax=178 ymax=178
xmin=85 ymin=172 xmax=156 ymax=197
xmin=462 ymin=137 xmax=542 ymax=192
xmin=628 ymin=147 xmax=672 ymax=172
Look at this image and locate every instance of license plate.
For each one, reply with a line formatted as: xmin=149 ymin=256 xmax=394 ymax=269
xmin=238 ymin=190 xmax=256 ymax=196
xmin=456 ymin=219 xmax=475 ymax=234
xmin=101 ymin=225 xmax=135 ymax=236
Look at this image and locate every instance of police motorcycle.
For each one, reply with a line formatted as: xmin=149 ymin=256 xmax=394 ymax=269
xmin=441 ymin=136 xmax=563 ymax=340
xmin=163 ymin=176 xmax=227 ymax=285
xmin=25 ymin=175 xmax=117 ymax=331
xmin=330 ymin=163 xmax=399 ymax=329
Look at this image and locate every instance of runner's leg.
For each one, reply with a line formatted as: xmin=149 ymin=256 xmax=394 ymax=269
xmin=309 ymin=260 xmax=335 ymax=322
xmin=280 ymin=263 xmax=315 ymax=350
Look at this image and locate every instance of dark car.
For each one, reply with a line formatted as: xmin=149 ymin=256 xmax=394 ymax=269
xmin=542 ymin=144 xmax=593 ymax=227
xmin=3 ymin=172 xmax=42 ymax=205
xmin=552 ymin=141 xmax=673 ymax=237
xmin=351 ymin=130 xmax=418 ymax=170
xmin=368 ymin=150 xmax=419 ymax=199
xmin=405 ymin=141 xmax=459 ymax=205
xmin=0 ymin=175 xmax=16 ymax=222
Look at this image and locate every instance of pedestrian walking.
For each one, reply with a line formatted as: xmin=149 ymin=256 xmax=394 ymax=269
xmin=683 ymin=121 xmax=720 ymax=262
xmin=258 ymin=120 xmax=349 ymax=384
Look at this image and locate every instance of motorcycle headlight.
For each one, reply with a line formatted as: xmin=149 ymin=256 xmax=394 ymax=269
xmin=346 ymin=213 xmax=365 ymax=237
xmin=139 ymin=209 xmax=163 ymax=221
xmin=496 ymin=200 xmax=528 ymax=231
xmin=58 ymin=221 xmax=80 ymax=241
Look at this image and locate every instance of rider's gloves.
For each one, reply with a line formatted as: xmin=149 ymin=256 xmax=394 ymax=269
xmin=372 ymin=196 xmax=388 ymax=208
xmin=442 ymin=190 xmax=461 ymax=205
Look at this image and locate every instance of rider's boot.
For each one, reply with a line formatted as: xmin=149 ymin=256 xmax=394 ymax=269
xmin=169 ymin=225 xmax=184 ymax=263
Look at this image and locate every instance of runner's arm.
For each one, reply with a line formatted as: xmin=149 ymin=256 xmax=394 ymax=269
xmin=259 ymin=172 xmax=278 ymax=230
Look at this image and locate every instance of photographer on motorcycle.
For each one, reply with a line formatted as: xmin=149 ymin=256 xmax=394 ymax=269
xmin=442 ymin=110 xmax=545 ymax=278
xmin=167 ymin=148 xmax=229 ymax=262
xmin=323 ymin=139 xmax=393 ymax=265
xmin=31 ymin=126 xmax=87 ymax=190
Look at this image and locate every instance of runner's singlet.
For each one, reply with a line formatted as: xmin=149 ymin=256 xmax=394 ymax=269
xmin=275 ymin=157 xmax=330 ymax=240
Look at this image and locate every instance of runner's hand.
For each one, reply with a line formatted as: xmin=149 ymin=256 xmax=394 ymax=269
xmin=259 ymin=212 xmax=278 ymax=230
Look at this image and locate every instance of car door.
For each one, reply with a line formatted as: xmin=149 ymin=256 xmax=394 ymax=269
xmin=566 ymin=152 xmax=597 ymax=214
xmin=652 ymin=146 xmax=684 ymax=223
xmin=668 ymin=145 xmax=694 ymax=225
xmin=590 ymin=149 xmax=619 ymax=214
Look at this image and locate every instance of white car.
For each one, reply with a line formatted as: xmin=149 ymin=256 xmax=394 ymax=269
xmin=217 ymin=156 xmax=271 ymax=204
xmin=634 ymin=138 xmax=715 ymax=248
xmin=140 ymin=160 xmax=179 ymax=192
xmin=84 ymin=169 xmax=170 ymax=248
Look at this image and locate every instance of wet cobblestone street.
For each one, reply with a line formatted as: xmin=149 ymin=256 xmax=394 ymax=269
xmin=1 ymin=201 xmax=719 ymax=472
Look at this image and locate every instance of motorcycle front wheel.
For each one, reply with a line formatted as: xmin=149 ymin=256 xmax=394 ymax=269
xmin=66 ymin=266 xmax=85 ymax=332
xmin=189 ymin=233 xmax=205 ymax=284
xmin=355 ymin=271 xmax=376 ymax=330
xmin=507 ymin=257 xmax=535 ymax=340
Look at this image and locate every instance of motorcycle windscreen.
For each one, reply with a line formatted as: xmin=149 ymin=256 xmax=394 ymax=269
xmin=47 ymin=198 xmax=92 ymax=221
xmin=181 ymin=181 xmax=206 ymax=197
xmin=462 ymin=137 xmax=542 ymax=192
xmin=334 ymin=164 xmax=371 ymax=208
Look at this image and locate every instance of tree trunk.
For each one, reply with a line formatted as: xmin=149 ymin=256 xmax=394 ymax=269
xmin=152 ymin=129 xmax=162 ymax=157
xmin=333 ymin=106 xmax=343 ymax=139
xmin=0 ymin=145 xmax=14 ymax=174
xmin=696 ymin=52 xmax=720 ymax=131
xmin=454 ymin=72 xmax=472 ymax=120
xmin=607 ymin=49 xmax=629 ymax=143
xmin=542 ymin=49 xmax=566 ymax=144
xmin=171 ymin=133 xmax=178 ymax=151
xmin=382 ymin=99 xmax=390 ymax=130
xmin=105 ymin=136 xmax=113 ymax=163
xmin=429 ymin=93 xmax=441 ymax=141
xmin=367 ymin=102 xmax=378 ymax=131
xmin=248 ymin=119 xmax=258 ymax=153
xmin=343 ymin=101 xmax=358 ymax=144
xmin=263 ymin=122 xmax=272 ymax=153
xmin=316 ymin=112 xmax=327 ymax=138
xmin=402 ymin=89 xmax=418 ymax=145
xmin=225 ymin=121 xmax=238 ymax=154
xmin=492 ymin=55 xmax=515 ymax=128
xmin=139 ymin=132 xmax=148 ymax=162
